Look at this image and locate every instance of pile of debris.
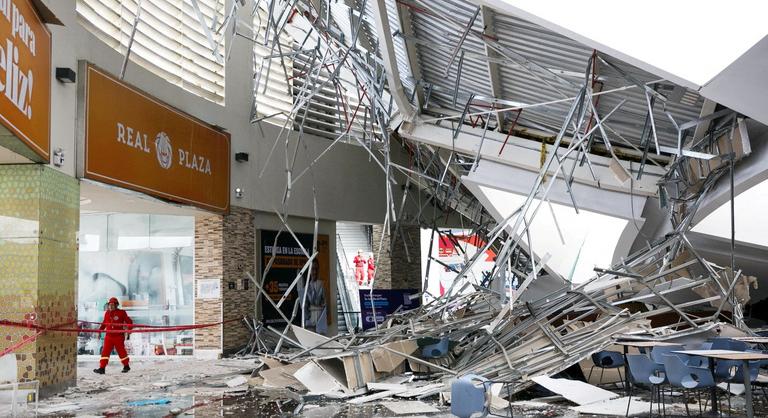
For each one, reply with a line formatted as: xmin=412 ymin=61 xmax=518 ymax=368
xmin=228 ymin=1 xmax=763 ymax=409
xmin=239 ymin=116 xmax=761 ymax=411
xmin=241 ymin=230 xmax=757 ymax=411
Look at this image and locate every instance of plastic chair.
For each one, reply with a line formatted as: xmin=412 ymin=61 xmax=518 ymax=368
xmin=649 ymin=345 xmax=685 ymax=365
xmin=451 ymin=374 xmax=491 ymax=418
xmin=695 ymin=342 xmax=713 ymax=350
xmin=712 ymin=341 xmax=750 ymax=383
xmin=729 ymin=361 xmax=760 ymax=383
xmin=710 ymin=338 xmax=748 ymax=351
xmin=422 ymin=337 xmax=449 ymax=359
xmin=663 ymin=353 xmax=716 ymax=417
xmin=716 ymin=356 xmax=762 ymax=411
xmin=714 ymin=359 xmax=743 ymax=380
xmin=742 ymin=354 xmax=768 ymax=406
xmin=626 ymin=354 xmax=666 ymax=416
xmin=587 ymin=351 xmax=625 ymax=385
xmin=0 ymin=354 xmax=39 ymax=417
xmin=748 ymin=349 xmax=768 ymax=369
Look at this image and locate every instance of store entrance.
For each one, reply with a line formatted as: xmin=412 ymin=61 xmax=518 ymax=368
xmin=78 ymin=183 xmax=202 ymax=357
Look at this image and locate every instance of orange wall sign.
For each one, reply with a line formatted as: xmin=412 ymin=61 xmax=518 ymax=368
xmin=83 ymin=64 xmax=230 ymax=213
xmin=0 ymin=0 xmax=51 ymax=160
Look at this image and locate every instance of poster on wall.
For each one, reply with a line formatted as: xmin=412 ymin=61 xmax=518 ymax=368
xmin=259 ymin=230 xmax=331 ymax=329
xmin=421 ymin=229 xmax=497 ymax=303
xmin=197 ymin=279 xmax=221 ymax=299
xmin=359 ymin=289 xmax=421 ymax=330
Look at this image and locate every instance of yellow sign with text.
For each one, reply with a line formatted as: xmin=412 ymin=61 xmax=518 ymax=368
xmin=83 ymin=64 xmax=230 ymax=213
xmin=0 ymin=0 xmax=51 ymax=160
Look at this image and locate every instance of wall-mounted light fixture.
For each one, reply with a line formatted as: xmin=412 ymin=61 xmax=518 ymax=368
xmin=55 ymin=67 xmax=76 ymax=83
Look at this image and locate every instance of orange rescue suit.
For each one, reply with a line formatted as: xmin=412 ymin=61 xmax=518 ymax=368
xmin=353 ymin=255 xmax=367 ymax=285
xmin=98 ymin=308 xmax=133 ymax=369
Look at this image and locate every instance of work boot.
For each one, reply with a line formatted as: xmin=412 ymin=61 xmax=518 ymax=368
xmin=122 ymin=365 xmax=130 ymax=373
xmin=93 ymin=368 xmax=105 ymax=374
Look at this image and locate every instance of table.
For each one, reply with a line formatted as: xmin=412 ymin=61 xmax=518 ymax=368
xmin=615 ymin=341 xmax=682 ymax=397
xmin=674 ymin=349 xmax=768 ymax=418
xmin=616 ymin=341 xmax=684 ymax=348
xmin=733 ymin=337 xmax=768 ymax=344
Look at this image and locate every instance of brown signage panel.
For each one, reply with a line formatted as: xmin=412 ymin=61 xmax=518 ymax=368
xmin=0 ymin=0 xmax=51 ymax=160
xmin=84 ymin=65 xmax=230 ymax=213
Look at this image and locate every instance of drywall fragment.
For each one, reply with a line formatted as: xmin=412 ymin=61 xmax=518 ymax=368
xmin=260 ymin=355 xmax=286 ymax=369
xmin=341 ymin=352 xmax=378 ymax=390
xmin=37 ymin=403 xmax=81 ymax=414
xmin=571 ymin=396 xmax=650 ymax=416
xmin=226 ymin=376 xmax=248 ymax=387
xmin=380 ymin=400 xmax=440 ymax=414
xmin=368 ymin=382 xmax=410 ymax=392
xmin=395 ymin=382 xmax=446 ymax=398
xmin=371 ymin=340 xmax=418 ymax=373
xmin=717 ymin=382 xmax=745 ymax=396
xmin=347 ymin=389 xmax=406 ymax=404
xmin=531 ymin=376 xmax=617 ymax=406
xmin=259 ymin=361 xmax=309 ymax=390
xmin=291 ymin=325 xmax=344 ymax=355
xmin=293 ymin=361 xmax=347 ymax=394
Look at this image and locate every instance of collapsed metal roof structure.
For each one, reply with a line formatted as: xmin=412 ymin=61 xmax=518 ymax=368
xmin=164 ymin=0 xmax=763 ymax=399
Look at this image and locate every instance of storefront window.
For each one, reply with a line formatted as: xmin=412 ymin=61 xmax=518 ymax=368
xmin=78 ymin=213 xmax=195 ymax=356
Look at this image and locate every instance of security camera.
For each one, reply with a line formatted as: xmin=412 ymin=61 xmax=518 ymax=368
xmin=53 ymin=148 xmax=65 ymax=167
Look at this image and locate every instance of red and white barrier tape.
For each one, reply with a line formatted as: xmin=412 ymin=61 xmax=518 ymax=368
xmin=0 ymin=318 xmax=240 ymax=356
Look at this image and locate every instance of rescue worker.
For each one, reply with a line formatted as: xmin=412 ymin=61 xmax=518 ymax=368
xmin=367 ymin=253 xmax=376 ymax=285
xmin=353 ymin=249 xmax=366 ymax=286
xmin=93 ymin=297 xmax=133 ymax=374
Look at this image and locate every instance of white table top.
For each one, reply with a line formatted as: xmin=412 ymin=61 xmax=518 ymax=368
xmin=615 ymin=340 xmax=682 ymax=347
xmin=673 ymin=349 xmax=768 ymax=360
xmin=733 ymin=337 xmax=768 ymax=344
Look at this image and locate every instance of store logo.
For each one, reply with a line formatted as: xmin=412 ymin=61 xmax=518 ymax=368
xmin=154 ymin=131 xmax=173 ymax=170
xmin=115 ymin=122 xmax=212 ymax=175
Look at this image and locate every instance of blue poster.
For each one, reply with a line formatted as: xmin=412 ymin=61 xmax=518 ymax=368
xmin=359 ymin=289 xmax=421 ymax=329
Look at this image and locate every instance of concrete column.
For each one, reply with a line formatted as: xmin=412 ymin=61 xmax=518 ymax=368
xmin=193 ymin=206 xmax=255 ymax=357
xmin=370 ymin=224 xmax=422 ymax=290
xmin=0 ymin=165 xmax=79 ymax=396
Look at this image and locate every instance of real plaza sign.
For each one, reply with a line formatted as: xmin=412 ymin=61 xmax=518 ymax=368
xmin=79 ymin=64 xmax=230 ymax=213
xmin=0 ymin=0 xmax=51 ymax=160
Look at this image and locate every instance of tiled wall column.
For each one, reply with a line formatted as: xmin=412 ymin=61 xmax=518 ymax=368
xmin=194 ymin=207 xmax=255 ymax=356
xmin=371 ymin=224 xmax=422 ymax=290
xmin=0 ymin=165 xmax=79 ymax=397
